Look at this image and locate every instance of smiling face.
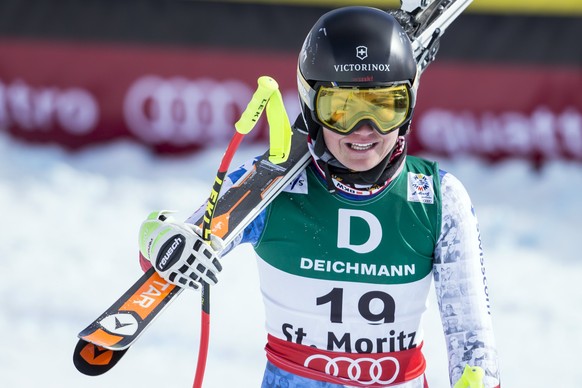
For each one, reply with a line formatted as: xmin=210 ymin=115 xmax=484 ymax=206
xmin=322 ymin=123 xmax=399 ymax=172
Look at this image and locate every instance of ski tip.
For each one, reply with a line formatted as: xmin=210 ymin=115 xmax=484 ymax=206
xmin=73 ymin=339 xmax=128 ymax=376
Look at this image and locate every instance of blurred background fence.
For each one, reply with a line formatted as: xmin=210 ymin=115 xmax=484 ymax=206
xmin=1 ymin=0 xmax=581 ymax=164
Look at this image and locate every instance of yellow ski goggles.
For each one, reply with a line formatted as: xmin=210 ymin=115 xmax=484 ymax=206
xmin=315 ymin=84 xmax=411 ymax=134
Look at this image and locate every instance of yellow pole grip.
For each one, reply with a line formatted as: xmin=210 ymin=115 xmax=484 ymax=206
xmin=266 ymin=89 xmax=292 ymax=164
xmin=453 ymin=365 xmax=485 ymax=388
xmin=234 ymin=76 xmax=279 ymax=135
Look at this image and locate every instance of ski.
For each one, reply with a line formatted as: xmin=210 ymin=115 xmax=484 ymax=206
xmin=73 ymin=125 xmax=310 ymax=376
xmin=390 ymin=0 xmax=473 ymax=73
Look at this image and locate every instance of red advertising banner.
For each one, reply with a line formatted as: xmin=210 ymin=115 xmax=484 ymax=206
xmin=1 ymin=38 xmax=581 ymax=162
xmin=0 ymin=39 xmax=299 ymax=153
xmin=412 ymin=62 xmax=582 ymax=163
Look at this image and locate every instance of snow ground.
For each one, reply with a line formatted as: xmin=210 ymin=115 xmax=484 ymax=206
xmin=1 ymin=132 xmax=581 ymax=387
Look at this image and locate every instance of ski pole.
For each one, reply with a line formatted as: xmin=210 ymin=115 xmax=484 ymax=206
xmin=194 ymin=75 xmax=289 ymax=388
xmin=453 ymin=365 xmax=485 ymax=388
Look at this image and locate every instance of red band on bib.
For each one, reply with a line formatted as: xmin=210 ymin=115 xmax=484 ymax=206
xmin=265 ymin=334 xmax=426 ymax=387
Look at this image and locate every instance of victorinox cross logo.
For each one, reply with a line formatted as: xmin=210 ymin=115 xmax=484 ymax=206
xmin=356 ymin=46 xmax=368 ymax=60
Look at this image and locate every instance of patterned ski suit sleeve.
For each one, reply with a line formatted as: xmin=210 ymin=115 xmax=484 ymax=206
xmin=434 ymin=171 xmax=501 ymax=388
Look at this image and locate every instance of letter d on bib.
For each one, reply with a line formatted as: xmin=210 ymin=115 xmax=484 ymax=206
xmin=337 ymin=209 xmax=382 ymax=254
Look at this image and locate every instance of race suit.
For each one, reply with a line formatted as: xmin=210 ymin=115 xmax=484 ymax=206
xmin=184 ymin=155 xmax=501 ymax=388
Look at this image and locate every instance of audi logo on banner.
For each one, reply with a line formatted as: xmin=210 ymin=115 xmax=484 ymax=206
xmin=124 ymin=76 xmax=266 ymax=145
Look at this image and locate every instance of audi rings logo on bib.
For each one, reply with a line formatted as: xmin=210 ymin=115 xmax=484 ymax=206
xmin=123 ymin=76 xmax=259 ymax=145
xmin=304 ymin=354 xmax=400 ymax=385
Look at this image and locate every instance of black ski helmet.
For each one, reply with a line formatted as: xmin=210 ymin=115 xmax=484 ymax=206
xmin=297 ymin=6 xmax=418 ymax=138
